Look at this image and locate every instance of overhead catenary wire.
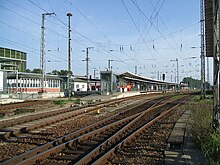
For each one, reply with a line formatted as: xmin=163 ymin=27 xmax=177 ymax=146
xmin=134 ymin=0 xmax=162 ymax=49
xmin=121 ymin=0 xmax=156 ymax=60
xmin=131 ymin=0 xmax=183 ymax=58
xmin=0 ymin=1 xmax=200 ymax=79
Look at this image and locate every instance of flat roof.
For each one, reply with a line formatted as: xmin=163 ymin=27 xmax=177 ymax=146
xmin=7 ymin=72 xmax=62 ymax=80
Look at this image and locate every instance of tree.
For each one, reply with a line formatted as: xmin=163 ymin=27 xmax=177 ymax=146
xmin=32 ymin=68 xmax=42 ymax=74
xmin=26 ymin=69 xmax=31 ymax=73
xmin=26 ymin=68 xmax=72 ymax=76
xmin=50 ymin=69 xmax=73 ymax=76
xmin=182 ymin=77 xmax=201 ymax=89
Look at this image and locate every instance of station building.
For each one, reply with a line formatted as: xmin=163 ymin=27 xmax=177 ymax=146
xmin=0 ymin=47 xmax=27 ymax=72
xmin=1 ymin=47 xmax=177 ymax=99
xmin=100 ymin=71 xmax=177 ymax=94
xmin=0 ymin=47 xmax=64 ymax=98
xmin=0 ymin=47 xmax=27 ymax=95
xmin=7 ymin=72 xmax=62 ymax=93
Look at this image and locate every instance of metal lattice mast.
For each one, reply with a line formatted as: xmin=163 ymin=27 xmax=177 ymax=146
xmin=40 ymin=13 xmax=55 ymax=92
xmin=85 ymin=47 xmax=93 ymax=91
xmin=200 ymin=0 xmax=206 ymax=98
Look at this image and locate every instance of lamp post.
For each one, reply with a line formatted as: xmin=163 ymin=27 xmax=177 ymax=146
xmin=67 ymin=12 xmax=72 ymax=100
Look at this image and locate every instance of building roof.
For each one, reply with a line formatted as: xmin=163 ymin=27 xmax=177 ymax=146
xmin=119 ymin=71 xmax=176 ymax=85
xmin=7 ymin=72 xmax=62 ymax=80
xmin=204 ymin=0 xmax=213 ymax=57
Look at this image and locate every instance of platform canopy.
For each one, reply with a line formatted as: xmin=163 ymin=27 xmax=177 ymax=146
xmin=118 ymin=71 xmax=176 ymax=85
xmin=205 ymin=0 xmax=219 ymax=57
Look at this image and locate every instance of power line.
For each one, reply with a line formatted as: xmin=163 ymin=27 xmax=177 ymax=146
xmin=121 ymin=0 xmax=155 ymax=60
xmin=0 ymin=5 xmax=39 ymax=25
xmin=132 ymin=21 xmax=199 ymax=46
xmin=28 ymin=0 xmax=47 ymax=13
xmin=0 ymin=20 xmax=40 ymax=42
xmin=67 ymin=0 xmax=112 ymax=43
xmin=134 ymin=0 xmax=162 ymax=48
xmin=131 ymin=0 xmax=183 ymax=58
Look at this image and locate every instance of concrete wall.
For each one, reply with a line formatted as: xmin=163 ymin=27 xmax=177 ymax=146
xmin=73 ymin=82 xmax=87 ymax=91
xmin=0 ymin=71 xmax=7 ymax=94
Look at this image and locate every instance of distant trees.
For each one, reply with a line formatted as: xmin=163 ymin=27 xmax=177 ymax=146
xmin=26 ymin=68 xmax=42 ymax=74
xmin=182 ymin=77 xmax=201 ymax=89
xmin=48 ymin=70 xmax=73 ymax=76
xmin=26 ymin=68 xmax=72 ymax=76
xmin=181 ymin=77 xmax=211 ymax=89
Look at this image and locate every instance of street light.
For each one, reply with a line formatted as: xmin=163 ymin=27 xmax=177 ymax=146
xmin=67 ymin=12 xmax=73 ymax=100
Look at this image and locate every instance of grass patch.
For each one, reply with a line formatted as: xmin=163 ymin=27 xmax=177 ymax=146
xmin=189 ymin=95 xmax=220 ymax=164
xmin=171 ymin=94 xmax=184 ymax=99
xmin=14 ymin=108 xmax=35 ymax=115
xmin=53 ymin=100 xmax=68 ymax=106
xmin=74 ymin=98 xmax=81 ymax=104
xmin=202 ymin=133 xmax=220 ymax=163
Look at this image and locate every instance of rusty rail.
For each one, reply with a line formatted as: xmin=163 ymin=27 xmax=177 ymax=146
xmin=1 ymin=93 xmax=191 ymax=164
xmin=93 ymin=95 xmax=191 ymax=164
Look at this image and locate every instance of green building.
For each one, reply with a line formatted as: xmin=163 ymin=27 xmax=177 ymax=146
xmin=0 ymin=47 xmax=27 ymax=72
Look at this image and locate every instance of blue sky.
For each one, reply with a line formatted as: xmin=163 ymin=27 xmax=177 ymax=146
xmin=0 ymin=0 xmax=208 ymax=82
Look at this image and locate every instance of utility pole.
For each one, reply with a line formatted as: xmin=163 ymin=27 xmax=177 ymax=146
xmin=170 ymin=58 xmax=179 ymax=85
xmin=67 ymin=12 xmax=73 ymax=100
xmin=108 ymin=59 xmax=112 ymax=71
xmin=135 ymin=65 xmax=137 ymax=74
xmin=200 ymin=0 xmax=206 ymax=99
xmin=40 ymin=12 xmax=55 ymax=93
xmin=177 ymin=58 xmax=179 ymax=85
xmin=93 ymin=69 xmax=98 ymax=78
xmin=85 ymin=47 xmax=93 ymax=91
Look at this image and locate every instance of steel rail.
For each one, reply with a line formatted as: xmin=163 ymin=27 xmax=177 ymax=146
xmin=3 ymin=93 xmax=182 ymax=164
xmin=0 ymin=95 xmax=139 ymax=128
xmin=1 ymin=95 xmax=170 ymax=164
xmin=0 ymin=94 xmax=153 ymax=139
xmin=4 ymin=113 xmax=140 ymax=165
xmin=93 ymin=95 xmax=191 ymax=164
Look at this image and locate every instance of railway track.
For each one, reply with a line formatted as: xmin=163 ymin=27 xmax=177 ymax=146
xmin=0 ymin=100 xmax=49 ymax=111
xmin=0 ymin=100 xmax=52 ymax=118
xmin=1 ymin=93 xmax=192 ymax=164
xmin=94 ymin=99 xmax=187 ymax=164
xmin=0 ymin=94 xmax=159 ymax=139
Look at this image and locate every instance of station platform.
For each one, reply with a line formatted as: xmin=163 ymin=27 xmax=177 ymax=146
xmin=80 ymin=91 xmax=143 ymax=101
xmin=165 ymin=110 xmax=205 ymax=164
